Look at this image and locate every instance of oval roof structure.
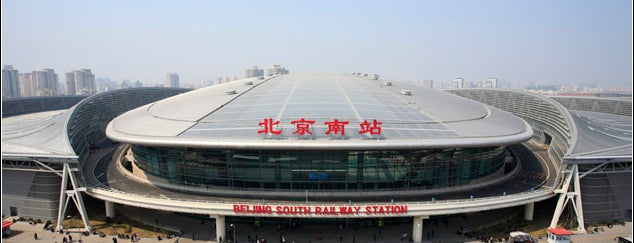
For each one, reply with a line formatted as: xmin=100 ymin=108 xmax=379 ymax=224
xmin=106 ymin=73 xmax=532 ymax=149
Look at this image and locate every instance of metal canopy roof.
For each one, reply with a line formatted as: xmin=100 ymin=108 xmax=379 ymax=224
xmin=567 ymin=109 xmax=632 ymax=157
xmin=107 ymin=73 xmax=532 ymax=149
xmin=1 ymin=110 xmax=75 ymax=156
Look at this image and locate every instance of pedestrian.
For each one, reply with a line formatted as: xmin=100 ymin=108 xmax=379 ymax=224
xmin=69 ymin=234 xmax=73 ymax=242
xmin=339 ymin=236 xmax=343 ymax=243
xmin=373 ymin=233 xmax=376 ymax=241
xmin=34 ymin=232 xmax=38 ymax=240
xmin=352 ymin=236 xmax=355 ymax=243
xmin=63 ymin=236 xmax=67 ymax=243
xmin=192 ymin=232 xmax=195 ymax=240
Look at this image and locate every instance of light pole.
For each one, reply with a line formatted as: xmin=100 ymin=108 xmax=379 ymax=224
xmin=230 ymin=223 xmax=236 ymax=243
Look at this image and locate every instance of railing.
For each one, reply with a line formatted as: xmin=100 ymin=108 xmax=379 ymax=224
xmin=85 ymin=180 xmax=554 ymax=217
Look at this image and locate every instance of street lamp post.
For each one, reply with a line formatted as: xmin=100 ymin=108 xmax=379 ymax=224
xmin=230 ymin=223 xmax=236 ymax=243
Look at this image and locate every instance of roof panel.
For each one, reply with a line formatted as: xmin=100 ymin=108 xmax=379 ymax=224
xmin=108 ymin=73 xmax=533 ymax=149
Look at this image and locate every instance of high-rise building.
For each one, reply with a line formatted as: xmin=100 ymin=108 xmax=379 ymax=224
xmin=482 ymin=77 xmax=498 ymax=89
xmin=452 ymin=78 xmax=464 ymax=89
xmin=31 ymin=69 xmax=59 ymax=96
xmin=266 ymin=64 xmax=289 ymax=76
xmin=66 ymin=72 xmax=76 ymax=95
xmin=165 ymin=73 xmax=179 ymax=88
xmin=245 ymin=66 xmax=264 ymax=78
xmin=67 ymin=69 xmax=96 ymax=95
xmin=18 ymin=73 xmax=36 ymax=97
xmin=2 ymin=65 xmax=20 ymax=98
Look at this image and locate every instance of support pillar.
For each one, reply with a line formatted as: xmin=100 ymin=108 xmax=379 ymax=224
xmin=524 ymin=202 xmax=534 ymax=221
xmin=412 ymin=215 xmax=429 ymax=243
xmin=105 ymin=201 xmax=116 ymax=218
xmin=213 ymin=215 xmax=225 ymax=243
xmin=55 ymin=162 xmax=91 ymax=231
xmin=549 ymin=164 xmax=586 ymax=234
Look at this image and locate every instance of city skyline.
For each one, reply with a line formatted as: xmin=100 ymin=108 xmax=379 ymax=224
xmin=1 ymin=1 xmax=632 ymax=88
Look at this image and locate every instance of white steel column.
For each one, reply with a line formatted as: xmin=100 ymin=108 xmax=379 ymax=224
xmin=524 ymin=202 xmax=535 ymax=221
xmin=105 ymin=201 xmax=116 ymax=218
xmin=572 ymin=165 xmax=586 ymax=233
xmin=213 ymin=215 xmax=225 ymax=243
xmin=550 ymin=164 xmax=586 ymax=233
xmin=412 ymin=215 xmax=429 ymax=243
xmin=55 ymin=162 xmax=91 ymax=231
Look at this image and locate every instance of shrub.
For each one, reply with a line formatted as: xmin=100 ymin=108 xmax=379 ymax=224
xmin=125 ymin=225 xmax=132 ymax=233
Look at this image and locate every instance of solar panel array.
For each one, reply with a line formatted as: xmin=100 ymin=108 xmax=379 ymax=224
xmin=181 ymin=75 xmax=459 ymax=140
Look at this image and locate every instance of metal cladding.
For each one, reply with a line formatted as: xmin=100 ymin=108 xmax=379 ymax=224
xmin=106 ymin=73 xmax=533 ymax=149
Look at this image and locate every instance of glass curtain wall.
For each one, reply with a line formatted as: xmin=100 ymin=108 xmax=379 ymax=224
xmin=131 ymin=146 xmax=506 ymax=191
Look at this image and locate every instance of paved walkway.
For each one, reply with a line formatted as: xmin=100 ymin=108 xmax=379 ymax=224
xmin=4 ymin=212 xmax=632 ymax=243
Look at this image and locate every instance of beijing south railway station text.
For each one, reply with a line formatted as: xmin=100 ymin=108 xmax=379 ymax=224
xmin=233 ymin=204 xmax=408 ymax=216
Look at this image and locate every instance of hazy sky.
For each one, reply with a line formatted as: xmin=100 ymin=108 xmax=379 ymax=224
xmin=2 ymin=0 xmax=632 ymax=87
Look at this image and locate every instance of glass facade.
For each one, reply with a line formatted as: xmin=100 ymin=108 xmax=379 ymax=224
xmin=131 ymin=145 xmax=506 ymax=191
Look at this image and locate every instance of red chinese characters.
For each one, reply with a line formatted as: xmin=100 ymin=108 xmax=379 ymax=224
xmin=358 ymin=119 xmax=382 ymax=135
xmin=258 ymin=118 xmax=383 ymax=136
xmin=324 ymin=119 xmax=349 ymax=136
xmin=258 ymin=118 xmax=282 ymax=135
xmin=291 ymin=118 xmax=316 ymax=136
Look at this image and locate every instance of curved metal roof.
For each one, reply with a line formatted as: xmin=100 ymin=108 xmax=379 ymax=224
xmin=107 ymin=73 xmax=532 ymax=149
xmin=567 ymin=109 xmax=632 ymax=158
xmin=1 ymin=87 xmax=191 ymax=159
xmin=1 ymin=110 xmax=75 ymax=156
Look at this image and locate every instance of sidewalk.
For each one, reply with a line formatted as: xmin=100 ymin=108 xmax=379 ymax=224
xmin=3 ymin=212 xmax=631 ymax=243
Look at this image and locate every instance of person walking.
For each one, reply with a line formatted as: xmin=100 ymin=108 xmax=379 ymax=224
xmin=34 ymin=232 xmax=38 ymax=240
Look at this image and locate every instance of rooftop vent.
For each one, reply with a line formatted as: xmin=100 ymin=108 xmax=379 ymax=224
xmin=226 ymin=90 xmax=237 ymax=95
xmin=400 ymin=90 xmax=412 ymax=96
xmin=383 ymin=82 xmax=392 ymax=86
